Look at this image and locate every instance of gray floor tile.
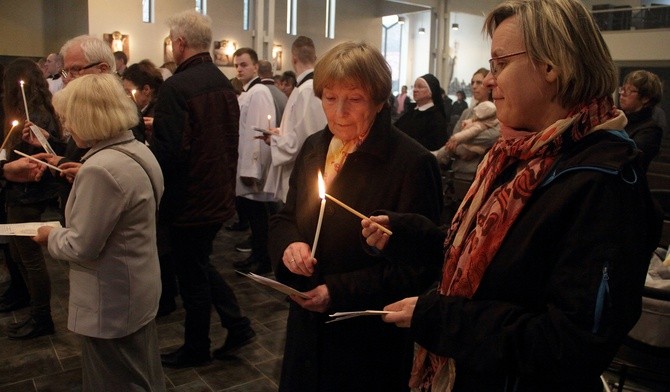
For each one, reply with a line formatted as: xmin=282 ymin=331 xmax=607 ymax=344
xmin=0 ymin=223 xmax=288 ymax=392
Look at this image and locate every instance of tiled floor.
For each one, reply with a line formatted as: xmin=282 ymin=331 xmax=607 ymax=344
xmin=0 ymin=223 xmax=289 ymax=392
xmin=0 ymin=220 xmax=665 ymax=391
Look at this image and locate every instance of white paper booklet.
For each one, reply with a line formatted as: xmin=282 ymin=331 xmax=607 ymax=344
xmin=0 ymin=221 xmax=62 ymax=236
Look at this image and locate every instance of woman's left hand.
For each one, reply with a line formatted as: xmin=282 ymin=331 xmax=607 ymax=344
xmin=32 ymin=226 xmax=54 ymax=246
xmin=283 ymin=242 xmax=316 ymax=276
xmin=362 ymin=215 xmax=391 ymax=250
xmin=58 ymin=162 xmax=82 ymax=183
xmin=290 ymin=284 xmax=331 ymax=313
xmin=382 ymin=296 xmax=418 ymax=328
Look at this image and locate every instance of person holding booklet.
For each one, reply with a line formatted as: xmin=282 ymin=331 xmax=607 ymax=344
xmin=1 ymin=58 xmax=65 ymax=339
xmin=33 ymin=73 xmax=166 ymax=391
xmin=364 ymin=0 xmax=662 ymax=390
xmin=268 ymin=41 xmax=443 ymax=391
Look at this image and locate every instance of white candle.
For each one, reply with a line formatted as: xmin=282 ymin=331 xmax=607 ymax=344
xmin=311 ymin=171 xmax=327 ymax=257
xmin=19 ymin=81 xmax=30 ymax=122
xmin=267 ymin=114 xmax=272 ymax=130
xmin=325 ymin=193 xmax=393 ymax=236
xmin=1 ymin=120 xmax=20 ymax=151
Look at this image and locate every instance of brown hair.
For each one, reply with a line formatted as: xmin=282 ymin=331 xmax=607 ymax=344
xmin=623 ymin=70 xmax=664 ymax=108
xmin=313 ymin=41 xmax=391 ymax=106
xmin=484 ymin=0 xmax=617 ymax=110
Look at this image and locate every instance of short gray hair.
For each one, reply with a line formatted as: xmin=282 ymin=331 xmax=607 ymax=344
xmin=167 ymin=10 xmax=212 ymax=52
xmin=60 ymin=35 xmax=116 ymax=73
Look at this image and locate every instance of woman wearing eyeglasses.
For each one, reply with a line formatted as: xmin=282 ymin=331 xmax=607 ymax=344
xmin=362 ymin=0 xmax=662 ymax=390
xmin=618 ymin=70 xmax=663 ymax=172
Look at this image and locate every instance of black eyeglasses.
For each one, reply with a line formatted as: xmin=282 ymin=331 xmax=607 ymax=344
xmin=61 ymin=62 xmax=103 ymax=79
xmin=618 ymin=86 xmax=639 ymax=96
xmin=488 ymin=51 xmax=527 ymax=78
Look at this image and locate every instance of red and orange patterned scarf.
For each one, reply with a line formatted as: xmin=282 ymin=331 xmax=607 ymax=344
xmin=410 ymin=96 xmax=626 ymax=391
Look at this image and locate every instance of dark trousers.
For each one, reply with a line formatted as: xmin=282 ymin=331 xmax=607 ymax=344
xmin=156 ymin=223 xmax=177 ymax=307
xmin=7 ymin=203 xmax=51 ymax=321
xmin=237 ymin=197 xmax=277 ymax=264
xmin=171 ymin=223 xmax=250 ymax=353
xmin=233 ymin=196 xmax=250 ymax=226
xmin=0 ymin=243 xmax=29 ymax=301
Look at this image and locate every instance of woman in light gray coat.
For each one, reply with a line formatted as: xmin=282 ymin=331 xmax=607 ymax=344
xmin=33 ymin=73 xmax=166 ymax=392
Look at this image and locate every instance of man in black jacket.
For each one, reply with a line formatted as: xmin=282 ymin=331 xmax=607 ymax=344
xmin=152 ymin=9 xmax=255 ymax=369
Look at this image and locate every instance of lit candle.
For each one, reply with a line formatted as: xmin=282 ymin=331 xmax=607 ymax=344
xmin=311 ymin=171 xmax=327 ymax=257
xmin=131 ymin=89 xmax=137 ymax=104
xmin=19 ymin=81 xmax=30 ymax=122
xmin=1 ymin=120 xmax=20 ymax=151
xmin=325 ymin=193 xmax=393 ymax=235
xmin=267 ymin=114 xmax=272 ymax=130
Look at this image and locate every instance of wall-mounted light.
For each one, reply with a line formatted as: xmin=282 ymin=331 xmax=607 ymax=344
xmin=163 ymin=36 xmax=173 ymax=63
xmin=272 ymin=44 xmax=283 ymax=71
xmin=418 ymin=27 xmax=426 ymax=35
xmin=213 ymin=39 xmax=237 ymax=66
xmin=452 ymin=23 xmax=459 ymax=30
xmin=103 ymin=31 xmax=129 ymax=58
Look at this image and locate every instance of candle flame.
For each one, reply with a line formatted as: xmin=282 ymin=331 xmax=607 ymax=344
xmin=11 ymin=120 xmax=18 ymax=127
xmin=317 ymin=171 xmax=326 ymax=199
xmin=267 ymin=114 xmax=272 ymax=120
xmin=19 ymin=80 xmax=24 ymax=86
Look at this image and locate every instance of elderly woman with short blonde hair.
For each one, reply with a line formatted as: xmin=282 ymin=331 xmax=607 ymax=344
xmin=34 ymin=73 xmax=165 ymax=391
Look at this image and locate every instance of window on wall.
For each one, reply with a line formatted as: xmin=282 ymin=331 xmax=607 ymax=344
xmin=142 ymin=0 xmax=153 ymax=23
xmin=195 ymin=0 xmax=207 ymax=15
xmin=381 ymin=15 xmax=405 ymax=93
xmin=325 ymin=0 xmax=336 ymax=38
xmin=287 ymin=0 xmax=297 ymax=35
xmin=243 ymin=0 xmax=251 ymax=31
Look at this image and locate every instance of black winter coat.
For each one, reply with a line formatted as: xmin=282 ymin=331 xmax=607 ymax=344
xmin=269 ymin=107 xmax=444 ymax=392
xmin=151 ymin=53 xmax=240 ymax=226
xmin=394 ymin=105 xmax=449 ymax=150
xmin=400 ymin=131 xmax=661 ymax=391
xmin=625 ymin=105 xmax=662 ymax=172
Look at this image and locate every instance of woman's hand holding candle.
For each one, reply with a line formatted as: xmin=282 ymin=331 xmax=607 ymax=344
xmin=21 ymin=121 xmax=49 ymax=148
xmin=362 ymin=215 xmax=391 ymax=251
xmin=283 ymin=241 xmax=316 ymax=277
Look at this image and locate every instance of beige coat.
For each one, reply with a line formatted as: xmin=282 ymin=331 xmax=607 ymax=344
xmin=48 ymin=131 xmax=164 ymax=339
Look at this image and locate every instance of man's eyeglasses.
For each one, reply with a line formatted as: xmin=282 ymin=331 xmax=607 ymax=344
xmin=488 ymin=51 xmax=527 ymax=78
xmin=618 ymin=86 xmax=639 ymax=96
xmin=61 ymin=62 xmax=103 ymax=79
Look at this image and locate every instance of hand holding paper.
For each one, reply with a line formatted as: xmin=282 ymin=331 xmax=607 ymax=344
xmin=380 ymin=296 xmax=418 ymax=328
xmin=327 ymin=310 xmax=394 ymax=323
xmin=236 ymin=271 xmax=310 ymax=299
